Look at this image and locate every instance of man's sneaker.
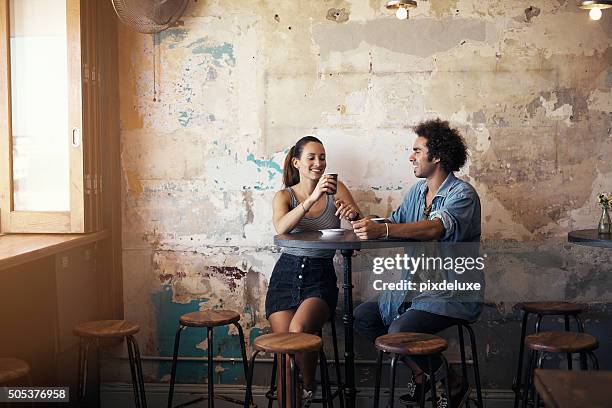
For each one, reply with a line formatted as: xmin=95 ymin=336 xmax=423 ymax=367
xmin=436 ymin=394 xmax=448 ymax=408
xmin=302 ymin=388 xmax=314 ymax=407
xmin=399 ymin=374 xmax=430 ymax=405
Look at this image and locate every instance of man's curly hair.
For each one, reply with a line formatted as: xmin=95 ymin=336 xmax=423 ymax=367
xmin=414 ymin=119 xmax=468 ymax=173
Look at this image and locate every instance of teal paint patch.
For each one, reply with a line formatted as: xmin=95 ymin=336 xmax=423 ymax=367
xmin=188 ymin=38 xmax=236 ymax=67
xmin=160 ymin=28 xmax=189 ymax=48
xmin=249 ymin=327 xmax=263 ymax=344
xmin=254 ymin=182 xmax=274 ymax=191
xmin=246 ymin=154 xmax=283 ymax=174
xmin=178 ymin=109 xmax=195 ymax=127
xmin=152 ymin=290 xmax=248 ymax=384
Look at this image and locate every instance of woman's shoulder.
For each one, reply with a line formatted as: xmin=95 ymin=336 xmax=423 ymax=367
xmin=274 ymin=188 xmax=293 ymax=203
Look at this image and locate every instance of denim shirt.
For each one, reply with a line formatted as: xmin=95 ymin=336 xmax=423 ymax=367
xmin=378 ymin=172 xmax=483 ymax=324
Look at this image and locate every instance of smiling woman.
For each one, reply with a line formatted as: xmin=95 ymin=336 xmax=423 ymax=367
xmin=264 ymin=135 xmax=362 ymax=407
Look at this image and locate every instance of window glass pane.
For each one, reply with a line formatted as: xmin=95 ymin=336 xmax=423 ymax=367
xmin=10 ymin=0 xmax=69 ymax=211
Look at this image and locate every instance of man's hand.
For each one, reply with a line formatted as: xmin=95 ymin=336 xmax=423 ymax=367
xmin=351 ymin=217 xmax=387 ymax=240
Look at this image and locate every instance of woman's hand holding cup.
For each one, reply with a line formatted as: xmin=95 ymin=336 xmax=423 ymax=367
xmin=308 ymin=174 xmax=338 ymax=204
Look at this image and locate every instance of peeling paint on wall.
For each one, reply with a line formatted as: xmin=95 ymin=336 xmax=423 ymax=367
xmin=326 ymin=8 xmax=350 ymax=23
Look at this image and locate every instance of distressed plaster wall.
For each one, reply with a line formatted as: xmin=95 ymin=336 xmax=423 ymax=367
xmin=118 ymin=0 xmax=612 ymax=387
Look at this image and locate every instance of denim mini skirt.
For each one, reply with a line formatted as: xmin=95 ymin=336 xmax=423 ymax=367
xmin=265 ymin=253 xmax=339 ymax=319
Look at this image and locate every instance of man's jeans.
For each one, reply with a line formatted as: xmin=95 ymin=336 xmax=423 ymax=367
xmin=354 ymin=301 xmax=461 ymax=373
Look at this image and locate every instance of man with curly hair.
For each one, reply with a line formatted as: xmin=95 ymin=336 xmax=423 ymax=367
xmin=352 ymin=118 xmax=482 ymax=407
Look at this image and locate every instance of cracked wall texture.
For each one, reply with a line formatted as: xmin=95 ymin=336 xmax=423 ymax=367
xmin=118 ymin=0 xmax=612 ymax=385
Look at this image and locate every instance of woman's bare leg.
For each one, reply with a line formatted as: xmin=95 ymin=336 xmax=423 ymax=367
xmin=289 ymin=298 xmax=331 ymax=392
xmin=269 ymin=310 xmax=297 ymax=407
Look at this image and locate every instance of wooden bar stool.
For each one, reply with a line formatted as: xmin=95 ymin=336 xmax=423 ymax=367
xmin=513 ymin=302 xmax=584 ymax=408
xmin=245 ymin=333 xmax=323 ymax=408
xmin=521 ymin=331 xmax=599 ymax=408
xmin=265 ymin=319 xmax=344 ymax=408
xmin=167 ymin=309 xmax=249 ymax=408
xmin=73 ymin=320 xmax=146 ymax=408
xmin=373 ymin=333 xmax=450 ymax=408
xmin=0 ymin=357 xmax=30 ymax=385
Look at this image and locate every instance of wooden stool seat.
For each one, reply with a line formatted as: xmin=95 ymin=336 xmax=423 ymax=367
xmin=525 ymin=331 xmax=598 ymax=353
xmin=375 ymin=333 xmax=448 ymax=355
xmin=519 ymin=302 xmax=583 ymax=315
xmin=0 ymin=358 xmax=30 ymax=384
xmin=179 ymin=309 xmax=240 ymax=327
xmin=253 ymin=333 xmax=322 ymax=354
xmin=73 ymin=320 xmax=139 ymax=338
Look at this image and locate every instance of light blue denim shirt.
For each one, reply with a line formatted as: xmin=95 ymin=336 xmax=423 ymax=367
xmin=378 ymin=172 xmax=483 ymax=324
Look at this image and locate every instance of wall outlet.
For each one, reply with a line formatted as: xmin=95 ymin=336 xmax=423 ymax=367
xmin=61 ymin=256 xmax=69 ymax=268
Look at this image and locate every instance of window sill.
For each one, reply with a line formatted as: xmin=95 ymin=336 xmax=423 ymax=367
xmin=0 ymin=230 xmax=110 ymax=271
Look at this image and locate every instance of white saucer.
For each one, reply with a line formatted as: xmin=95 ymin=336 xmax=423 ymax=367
xmin=319 ymin=228 xmax=346 ymax=237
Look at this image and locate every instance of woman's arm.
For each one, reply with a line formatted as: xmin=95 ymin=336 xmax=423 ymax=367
xmin=333 ymin=181 xmax=362 ymax=221
xmin=272 ymin=190 xmax=307 ymax=234
xmin=272 ymin=176 xmax=335 ymax=234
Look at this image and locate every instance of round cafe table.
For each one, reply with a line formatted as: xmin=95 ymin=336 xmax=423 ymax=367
xmin=274 ymin=230 xmax=416 ymax=408
xmin=568 ymin=229 xmax=612 ymax=248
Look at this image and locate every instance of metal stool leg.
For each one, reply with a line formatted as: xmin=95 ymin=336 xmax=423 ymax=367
xmin=533 ymin=352 xmax=544 ymax=408
xmin=321 ymin=349 xmax=333 ymax=408
xmin=281 ymin=354 xmax=288 ymax=408
xmin=458 ymin=325 xmax=468 ymax=386
xmin=428 ymin=356 xmax=437 ymax=408
xmin=267 ymin=353 xmax=278 ymax=408
xmin=419 ymin=366 xmax=427 ymax=408
xmin=244 ymin=351 xmax=260 ymax=408
xmin=234 ymin=323 xmax=252 ymax=407
xmin=207 ymin=327 xmax=215 ymax=408
xmin=574 ymin=314 xmax=585 ymax=333
xmin=534 ymin=314 xmax=543 ymax=333
xmin=96 ymin=339 xmax=102 ymax=407
xmin=580 ymin=352 xmax=588 ymax=370
xmin=126 ymin=336 xmax=142 ymax=408
xmin=389 ymin=354 xmax=399 ymax=408
xmin=330 ymin=319 xmax=345 ymax=408
xmin=465 ymin=324 xmax=484 ymax=408
xmin=290 ymin=355 xmax=298 ymax=408
xmin=521 ymin=350 xmax=535 ymax=408
xmin=564 ymin=316 xmax=572 ymax=370
xmin=77 ymin=338 xmax=92 ymax=405
xmin=127 ymin=336 xmax=147 ymax=408
xmin=587 ymin=351 xmax=599 ymax=370
xmin=167 ymin=325 xmax=185 ymax=408
xmin=373 ymin=351 xmax=383 ymax=408
xmin=513 ymin=311 xmax=529 ymax=408
xmin=442 ymin=356 xmax=452 ymax=408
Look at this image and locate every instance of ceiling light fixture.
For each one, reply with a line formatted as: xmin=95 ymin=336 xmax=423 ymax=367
xmin=386 ymin=1 xmax=417 ymax=20
xmin=579 ymin=0 xmax=612 ymax=20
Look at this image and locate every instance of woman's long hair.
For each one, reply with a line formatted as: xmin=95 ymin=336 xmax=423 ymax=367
xmin=283 ymin=136 xmax=323 ymax=187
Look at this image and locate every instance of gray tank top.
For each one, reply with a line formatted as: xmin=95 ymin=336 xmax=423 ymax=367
xmin=283 ymin=187 xmax=340 ymax=258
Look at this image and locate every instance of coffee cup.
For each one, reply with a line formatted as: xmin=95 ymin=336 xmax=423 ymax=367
xmin=325 ymin=173 xmax=338 ymax=195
